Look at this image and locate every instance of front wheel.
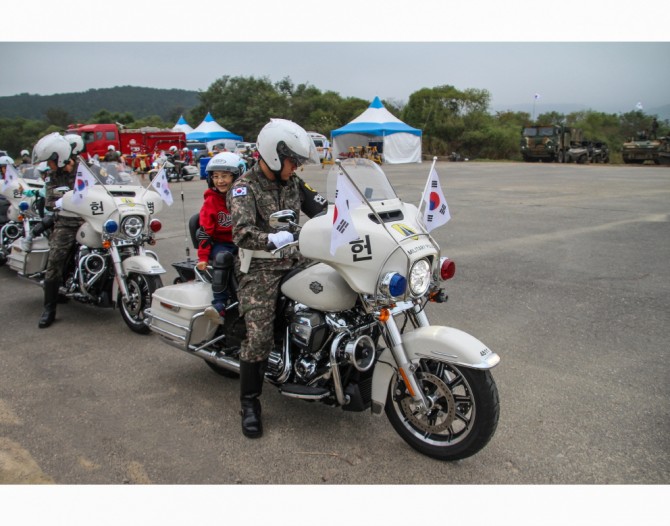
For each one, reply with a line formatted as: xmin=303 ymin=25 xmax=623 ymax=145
xmin=385 ymin=360 xmax=499 ymax=461
xmin=119 ymin=273 xmax=163 ymax=334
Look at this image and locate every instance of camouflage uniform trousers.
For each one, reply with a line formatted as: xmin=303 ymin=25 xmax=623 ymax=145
xmin=45 ymin=216 xmax=83 ymax=283
xmin=237 ymin=258 xmax=304 ymax=363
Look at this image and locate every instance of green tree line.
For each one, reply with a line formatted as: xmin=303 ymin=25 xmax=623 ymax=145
xmin=1 ymin=77 xmax=667 ymax=162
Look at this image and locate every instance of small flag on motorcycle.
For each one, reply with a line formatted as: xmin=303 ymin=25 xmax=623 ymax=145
xmin=150 ymin=165 xmax=174 ymax=206
xmin=1 ymin=162 xmax=20 ymax=192
xmin=330 ymin=171 xmax=362 ymax=255
xmin=420 ymin=162 xmax=450 ymax=232
xmin=72 ymin=161 xmax=98 ymax=204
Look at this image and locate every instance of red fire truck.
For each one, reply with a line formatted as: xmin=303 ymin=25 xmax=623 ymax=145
xmin=66 ymin=123 xmax=187 ymax=172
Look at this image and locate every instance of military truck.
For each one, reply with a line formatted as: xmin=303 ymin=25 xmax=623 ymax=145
xmin=621 ymin=131 xmax=662 ymax=164
xmin=520 ymin=124 xmax=582 ymax=163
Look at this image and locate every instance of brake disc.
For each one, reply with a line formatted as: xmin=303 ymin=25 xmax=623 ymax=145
xmin=400 ymin=371 xmax=456 ymax=433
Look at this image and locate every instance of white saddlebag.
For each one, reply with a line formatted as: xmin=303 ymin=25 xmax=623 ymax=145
xmin=148 ymin=281 xmax=218 ymax=347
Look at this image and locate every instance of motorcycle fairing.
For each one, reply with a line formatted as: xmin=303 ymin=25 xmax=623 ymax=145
xmin=300 ymin=201 xmax=438 ymax=296
xmin=370 ymin=326 xmax=500 ymax=414
xmin=280 ymin=262 xmax=358 ymax=312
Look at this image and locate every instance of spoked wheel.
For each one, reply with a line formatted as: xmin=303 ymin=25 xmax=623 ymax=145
xmin=119 ymin=273 xmax=163 ymax=334
xmin=385 ymin=360 xmax=499 ymax=461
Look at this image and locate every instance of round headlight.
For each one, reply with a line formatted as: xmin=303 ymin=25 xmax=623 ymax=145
xmin=103 ymin=219 xmax=118 ymax=234
xmin=121 ymin=216 xmax=144 ymax=238
xmin=18 ymin=201 xmax=30 ymax=211
xmin=409 ymin=259 xmax=431 ymax=296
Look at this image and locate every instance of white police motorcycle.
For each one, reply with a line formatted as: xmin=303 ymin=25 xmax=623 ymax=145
xmin=0 ymin=164 xmax=46 ymax=267
xmin=146 ymin=159 xmax=500 ymax=460
xmin=7 ymin=161 xmax=167 ymax=334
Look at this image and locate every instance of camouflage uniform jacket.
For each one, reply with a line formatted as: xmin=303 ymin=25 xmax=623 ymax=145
xmin=45 ymin=161 xmax=78 ymax=212
xmin=228 ymin=163 xmax=303 ymax=272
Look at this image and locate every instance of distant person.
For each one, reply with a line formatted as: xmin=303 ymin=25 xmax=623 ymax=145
xmin=104 ymin=145 xmax=120 ymax=162
xmin=181 ymin=147 xmax=193 ymax=165
xmin=20 ymin=149 xmax=31 ymax=165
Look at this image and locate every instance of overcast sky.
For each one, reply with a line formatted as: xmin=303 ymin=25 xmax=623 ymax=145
xmin=3 ymin=2 xmax=669 ymax=115
xmin=2 ymin=42 xmax=668 ymax=114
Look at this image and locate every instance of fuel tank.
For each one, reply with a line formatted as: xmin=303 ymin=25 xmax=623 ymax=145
xmin=281 ymin=262 xmax=358 ymax=312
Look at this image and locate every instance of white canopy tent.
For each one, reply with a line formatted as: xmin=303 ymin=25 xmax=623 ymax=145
xmin=187 ymin=112 xmax=243 ymax=151
xmin=331 ymin=97 xmax=422 ymax=164
xmin=172 ymin=115 xmax=194 ymax=134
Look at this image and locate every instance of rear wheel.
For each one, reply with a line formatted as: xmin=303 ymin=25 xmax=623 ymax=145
xmin=385 ymin=360 xmax=499 ymax=461
xmin=119 ymin=273 xmax=163 ymax=334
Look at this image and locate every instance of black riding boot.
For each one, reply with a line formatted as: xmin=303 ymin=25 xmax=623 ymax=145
xmin=38 ymin=280 xmax=59 ymax=328
xmin=240 ymin=360 xmax=265 ymax=438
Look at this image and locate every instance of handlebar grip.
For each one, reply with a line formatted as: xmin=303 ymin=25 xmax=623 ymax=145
xmin=265 ymin=231 xmax=299 ymax=252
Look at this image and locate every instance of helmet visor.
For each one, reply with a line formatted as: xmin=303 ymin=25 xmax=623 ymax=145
xmin=277 ymin=139 xmax=320 ymax=168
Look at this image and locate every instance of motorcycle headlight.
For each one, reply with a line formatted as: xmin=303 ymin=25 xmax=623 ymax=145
xmin=121 ymin=216 xmax=144 ymax=239
xmin=409 ymin=259 xmax=431 ymax=296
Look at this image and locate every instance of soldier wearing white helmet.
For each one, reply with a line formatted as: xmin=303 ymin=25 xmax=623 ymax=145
xmin=63 ymin=134 xmax=86 ymax=159
xmin=227 ymin=118 xmax=325 ymax=439
xmin=31 ymin=132 xmax=82 ymax=328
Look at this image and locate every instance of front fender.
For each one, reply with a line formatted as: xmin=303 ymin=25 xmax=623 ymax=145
xmin=122 ymin=254 xmax=166 ymax=275
xmin=112 ymin=255 xmax=166 ymax=299
xmin=370 ymin=326 xmax=500 ymax=414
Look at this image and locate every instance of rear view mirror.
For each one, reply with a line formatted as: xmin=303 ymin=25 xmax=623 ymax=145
xmin=269 ymin=210 xmax=297 ymax=230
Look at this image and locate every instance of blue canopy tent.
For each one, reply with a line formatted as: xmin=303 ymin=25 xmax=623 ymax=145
xmin=331 ymin=97 xmax=422 ymax=163
xmin=172 ymin=115 xmax=194 ymax=134
xmin=186 ymin=112 xmax=242 ymax=148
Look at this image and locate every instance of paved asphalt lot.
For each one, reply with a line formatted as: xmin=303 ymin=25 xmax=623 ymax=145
xmin=0 ymin=160 xmax=668 ymax=505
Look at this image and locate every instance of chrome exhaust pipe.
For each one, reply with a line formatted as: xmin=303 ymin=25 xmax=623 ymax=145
xmin=192 ymin=348 xmax=241 ymax=373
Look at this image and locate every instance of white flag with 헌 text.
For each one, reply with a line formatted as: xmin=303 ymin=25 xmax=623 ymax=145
xmin=150 ymin=166 xmax=173 ymax=206
xmin=421 ymin=166 xmax=450 ymax=232
xmin=330 ymin=172 xmax=362 ymax=255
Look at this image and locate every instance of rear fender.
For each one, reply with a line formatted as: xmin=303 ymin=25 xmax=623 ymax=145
xmin=370 ymin=326 xmax=500 ymax=414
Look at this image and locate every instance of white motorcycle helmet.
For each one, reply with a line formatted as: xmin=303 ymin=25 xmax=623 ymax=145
xmin=107 ymin=145 xmax=116 ymax=151
xmin=20 ymin=149 xmax=30 ymax=157
xmin=169 ymin=146 xmax=178 ymax=154
xmin=0 ymin=155 xmax=15 ymax=166
xmin=32 ymin=132 xmax=72 ymax=168
xmin=205 ymin=152 xmax=244 ymax=189
xmin=256 ymin=118 xmax=319 ymax=173
xmin=64 ymin=134 xmax=85 ymax=156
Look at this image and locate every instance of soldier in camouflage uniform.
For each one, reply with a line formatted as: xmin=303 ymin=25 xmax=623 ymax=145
xmin=31 ymin=133 xmax=82 ymax=328
xmin=228 ymin=118 xmax=326 ymax=439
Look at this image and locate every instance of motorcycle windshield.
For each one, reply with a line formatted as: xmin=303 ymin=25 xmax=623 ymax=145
xmin=325 ymin=158 xmax=398 ymax=203
xmin=88 ymin=161 xmax=143 ymax=187
xmin=18 ymin=165 xmax=41 ymax=181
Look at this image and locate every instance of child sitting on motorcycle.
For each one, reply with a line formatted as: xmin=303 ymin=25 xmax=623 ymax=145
xmin=196 ymin=152 xmax=245 ymax=320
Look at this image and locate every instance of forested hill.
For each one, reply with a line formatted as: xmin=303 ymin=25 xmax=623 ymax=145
xmin=0 ymin=86 xmax=200 ymax=122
